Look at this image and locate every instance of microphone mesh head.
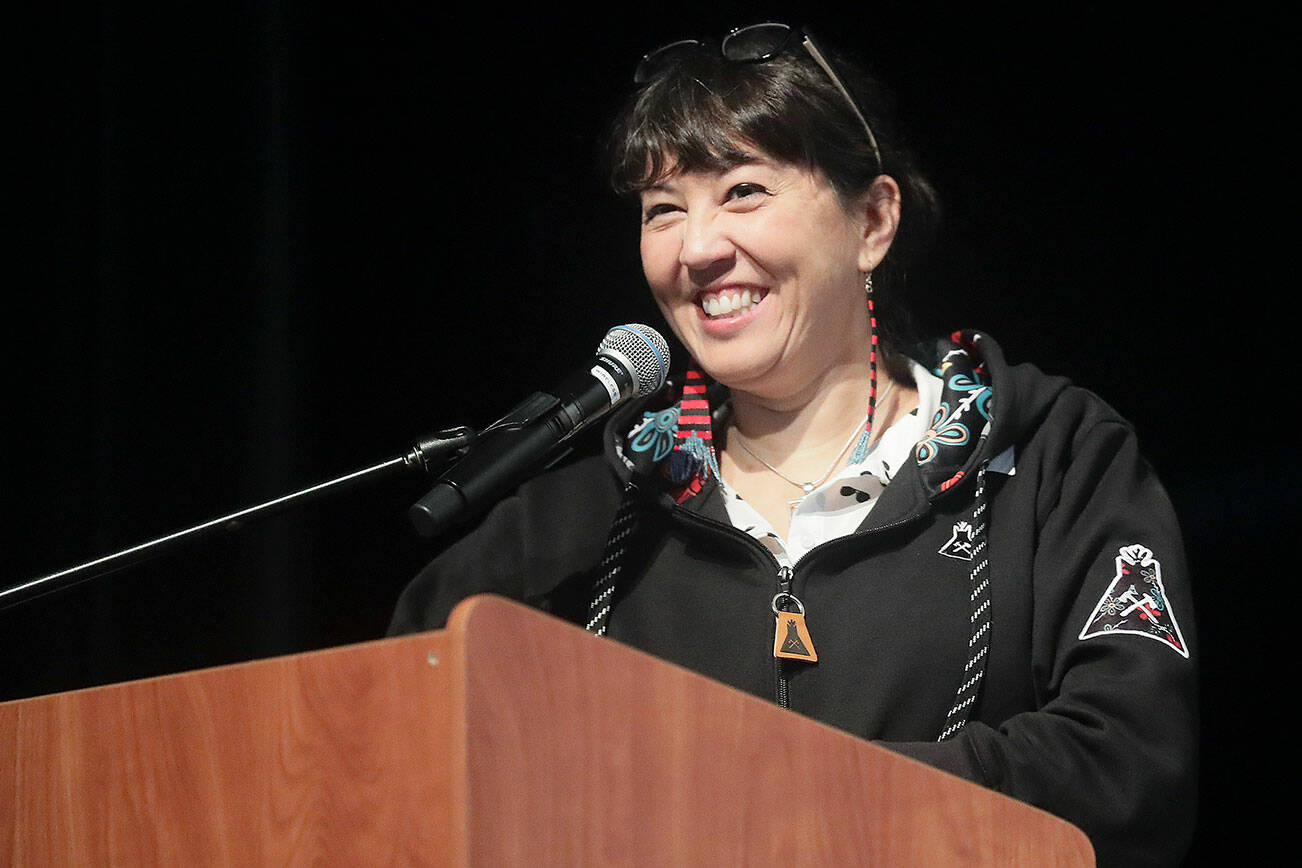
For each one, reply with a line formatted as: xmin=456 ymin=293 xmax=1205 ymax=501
xmin=599 ymin=324 xmax=671 ymax=397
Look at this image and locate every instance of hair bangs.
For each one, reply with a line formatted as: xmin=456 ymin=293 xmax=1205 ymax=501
xmin=610 ymin=60 xmax=818 ymax=195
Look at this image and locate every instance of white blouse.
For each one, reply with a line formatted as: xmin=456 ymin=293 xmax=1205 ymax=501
xmin=717 ymin=361 xmax=943 ymax=566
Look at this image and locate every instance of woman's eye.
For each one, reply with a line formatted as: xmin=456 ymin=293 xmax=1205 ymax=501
xmin=727 ymin=183 xmax=768 ymax=200
xmin=642 ymin=203 xmax=679 ymax=224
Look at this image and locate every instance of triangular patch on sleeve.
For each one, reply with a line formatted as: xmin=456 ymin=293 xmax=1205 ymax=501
xmin=1079 ymin=544 xmax=1189 ymax=658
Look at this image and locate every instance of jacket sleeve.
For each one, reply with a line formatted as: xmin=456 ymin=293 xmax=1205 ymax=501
xmin=387 ymin=455 xmax=622 ymax=636
xmin=885 ymin=417 xmax=1198 ymax=867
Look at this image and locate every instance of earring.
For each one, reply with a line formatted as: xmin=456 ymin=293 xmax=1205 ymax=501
xmin=850 ymin=270 xmax=880 ymax=465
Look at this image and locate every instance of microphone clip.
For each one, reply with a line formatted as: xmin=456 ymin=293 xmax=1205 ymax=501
xmin=405 ymin=425 xmax=479 ymax=474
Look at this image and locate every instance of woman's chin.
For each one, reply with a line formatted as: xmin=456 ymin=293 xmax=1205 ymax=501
xmin=690 ymin=348 xmax=781 ymax=392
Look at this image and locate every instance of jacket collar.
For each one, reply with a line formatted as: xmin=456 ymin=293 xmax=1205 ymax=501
xmin=604 ymin=331 xmax=1008 ymax=518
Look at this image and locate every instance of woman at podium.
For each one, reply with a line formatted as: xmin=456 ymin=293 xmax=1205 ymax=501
xmin=390 ymin=23 xmax=1196 ymax=866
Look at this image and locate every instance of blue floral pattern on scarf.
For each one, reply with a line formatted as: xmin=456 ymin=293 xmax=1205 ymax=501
xmin=629 ymin=407 xmax=680 ymax=463
xmin=914 ymin=333 xmax=994 ymax=490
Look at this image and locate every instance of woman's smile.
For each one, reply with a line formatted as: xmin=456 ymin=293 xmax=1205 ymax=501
xmin=697 ymin=285 xmax=767 ymax=320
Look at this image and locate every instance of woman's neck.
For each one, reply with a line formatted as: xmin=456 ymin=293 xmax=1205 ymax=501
xmin=729 ymin=369 xmax=871 ymax=463
xmin=727 ymin=354 xmax=914 ymax=460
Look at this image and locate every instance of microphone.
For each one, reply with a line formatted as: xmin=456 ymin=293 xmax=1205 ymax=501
xmin=408 ymin=324 xmax=670 ymax=537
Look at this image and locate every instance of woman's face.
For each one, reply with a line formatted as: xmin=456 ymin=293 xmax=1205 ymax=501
xmin=639 ymin=152 xmax=893 ymax=400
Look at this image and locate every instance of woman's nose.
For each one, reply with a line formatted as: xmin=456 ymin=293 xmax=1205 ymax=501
xmin=678 ymin=210 xmax=735 ymax=272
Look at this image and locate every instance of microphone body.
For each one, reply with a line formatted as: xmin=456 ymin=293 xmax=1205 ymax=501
xmin=409 ymin=324 xmax=669 ymax=537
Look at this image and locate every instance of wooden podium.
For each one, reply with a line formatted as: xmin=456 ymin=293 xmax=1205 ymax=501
xmin=1 ymin=595 xmax=1093 ymax=865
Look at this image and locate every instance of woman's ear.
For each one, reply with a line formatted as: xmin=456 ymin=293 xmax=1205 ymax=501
xmin=856 ymin=174 xmax=902 ymax=273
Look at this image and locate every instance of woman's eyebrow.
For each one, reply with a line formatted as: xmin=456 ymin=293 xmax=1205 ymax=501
xmin=642 ymin=155 xmax=775 ymax=194
xmin=642 ymin=180 xmax=678 ymax=195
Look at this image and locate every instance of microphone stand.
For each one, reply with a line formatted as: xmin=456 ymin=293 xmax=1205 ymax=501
xmin=0 ymin=426 xmax=476 ymax=612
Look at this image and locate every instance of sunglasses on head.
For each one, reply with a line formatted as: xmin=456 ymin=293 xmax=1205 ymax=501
xmin=633 ymin=22 xmax=884 ymax=174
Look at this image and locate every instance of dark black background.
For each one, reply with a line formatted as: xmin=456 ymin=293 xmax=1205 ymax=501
xmin=6 ymin=2 xmax=1291 ymax=862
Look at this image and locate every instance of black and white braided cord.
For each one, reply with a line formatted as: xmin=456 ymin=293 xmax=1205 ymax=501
xmin=586 ymin=482 xmax=642 ymax=636
xmin=938 ymin=467 xmax=990 ymax=741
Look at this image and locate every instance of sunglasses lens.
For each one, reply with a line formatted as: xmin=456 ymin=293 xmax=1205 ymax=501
xmin=721 ymin=23 xmax=792 ymax=62
xmin=634 ymin=39 xmax=705 ymax=84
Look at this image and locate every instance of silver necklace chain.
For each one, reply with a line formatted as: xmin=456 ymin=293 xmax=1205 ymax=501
xmin=732 ymin=379 xmax=896 ymax=496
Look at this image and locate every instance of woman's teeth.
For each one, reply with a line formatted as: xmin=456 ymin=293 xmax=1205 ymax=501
xmin=701 ymin=289 xmax=764 ymax=319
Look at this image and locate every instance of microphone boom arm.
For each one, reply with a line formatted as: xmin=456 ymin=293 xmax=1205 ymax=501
xmin=0 ymin=426 xmax=476 ymax=612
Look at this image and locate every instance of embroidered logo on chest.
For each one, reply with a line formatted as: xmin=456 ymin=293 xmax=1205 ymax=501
xmin=1079 ymin=545 xmax=1189 ymax=658
xmin=938 ymin=521 xmax=977 ymax=561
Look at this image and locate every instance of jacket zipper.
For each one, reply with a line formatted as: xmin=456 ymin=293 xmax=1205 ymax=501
xmin=775 ymin=565 xmax=793 ymax=709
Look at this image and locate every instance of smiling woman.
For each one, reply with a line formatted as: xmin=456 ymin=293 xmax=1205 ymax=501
xmin=388 ymin=22 xmax=1198 ymax=867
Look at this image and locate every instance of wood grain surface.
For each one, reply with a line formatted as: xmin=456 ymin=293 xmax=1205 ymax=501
xmin=451 ymin=596 xmax=1094 ymax=866
xmin=1 ymin=630 xmax=456 ymax=865
xmin=2 ymin=595 xmax=1092 ymax=865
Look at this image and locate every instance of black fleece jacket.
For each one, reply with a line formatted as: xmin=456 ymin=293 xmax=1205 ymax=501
xmin=389 ymin=333 xmax=1198 ymax=867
